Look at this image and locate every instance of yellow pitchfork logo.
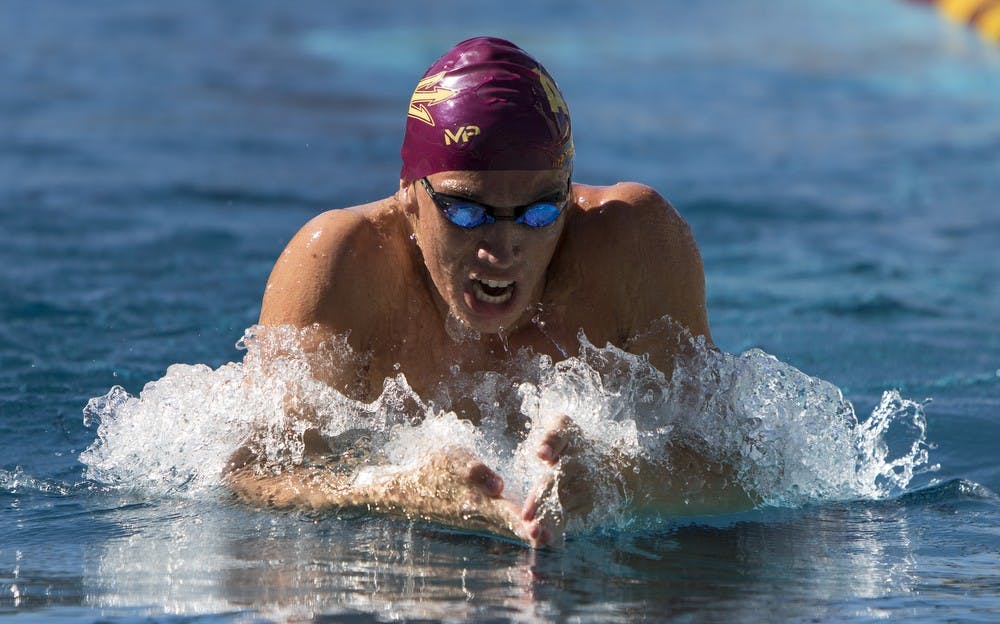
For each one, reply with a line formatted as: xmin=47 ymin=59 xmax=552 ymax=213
xmin=407 ymin=72 xmax=457 ymax=126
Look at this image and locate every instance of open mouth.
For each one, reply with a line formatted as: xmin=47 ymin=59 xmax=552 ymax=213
xmin=471 ymin=278 xmax=515 ymax=304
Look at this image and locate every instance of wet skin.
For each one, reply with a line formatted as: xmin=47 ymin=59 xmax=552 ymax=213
xmin=228 ymin=169 xmax=744 ymax=548
xmin=407 ymin=170 xmax=570 ymax=336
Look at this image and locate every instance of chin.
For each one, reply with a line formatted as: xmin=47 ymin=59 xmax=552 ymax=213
xmin=448 ymin=308 xmax=511 ymax=335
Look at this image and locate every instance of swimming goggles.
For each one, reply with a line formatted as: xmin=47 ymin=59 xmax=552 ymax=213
xmin=419 ymin=177 xmax=567 ymax=229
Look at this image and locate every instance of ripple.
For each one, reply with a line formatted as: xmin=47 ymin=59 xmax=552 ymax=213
xmin=927 ymin=370 xmax=1000 ymax=389
xmin=149 ymin=183 xmax=329 ymax=210
xmin=895 ymin=479 xmax=998 ymax=506
xmin=0 ymin=467 xmax=72 ymax=496
xmin=800 ymin=293 xmax=944 ymax=319
xmin=682 ymin=196 xmax=837 ymax=223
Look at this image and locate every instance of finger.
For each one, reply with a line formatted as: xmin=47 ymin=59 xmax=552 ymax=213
xmin=537 ymin=442 xmax=557 ymax=464
xmin=537 ymin=423 xmax=573 ymax=464
xmin=466 ymin=461 xmax=504 ymax=497
xmin=528 ymin=521 xmax=553 ymax=548
xmin=522 ymin=473 xmax=556 ymax=521
xmin=523 ymin=489 xmax=540 ymax=521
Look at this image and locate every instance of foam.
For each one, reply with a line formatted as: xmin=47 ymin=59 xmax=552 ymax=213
xmin=80 ymin=322 xmax=933 ymax=533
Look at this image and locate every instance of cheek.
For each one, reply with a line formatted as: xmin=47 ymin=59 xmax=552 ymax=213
xmin=523 ymin=230 xmax=561 ymax=266
xmin=417 ymin=223 xmax=469 ymax=281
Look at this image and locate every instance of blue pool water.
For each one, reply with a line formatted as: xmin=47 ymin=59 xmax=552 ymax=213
xmin=3 ymin=1 xmax=1000 ymax=621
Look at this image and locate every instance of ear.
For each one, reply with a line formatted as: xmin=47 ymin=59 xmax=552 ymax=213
xmin=398 ymin=179 xmax=418 ymax=216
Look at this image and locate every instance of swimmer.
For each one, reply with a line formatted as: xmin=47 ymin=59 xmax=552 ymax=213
xmin=226 ymin=37 xmax=752 ymax=547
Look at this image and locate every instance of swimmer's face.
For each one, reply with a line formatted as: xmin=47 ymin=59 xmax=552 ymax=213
xmin=404 ymin=169 xmax=571 ymax=335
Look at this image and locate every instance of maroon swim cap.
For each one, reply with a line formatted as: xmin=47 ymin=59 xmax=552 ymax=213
xmin=400 ymin=37 xmax=574 ymax=182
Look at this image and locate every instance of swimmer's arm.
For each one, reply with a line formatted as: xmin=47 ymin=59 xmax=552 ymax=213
xmin=611 ymin=184 xmax=714 ymax=370
xmin=259 ymin=208 xmax=375 ymax=332
xmin=525 ymin=449 xmax=754 ymax=533
xmin=254 ymin=207 xmax=385 ymax=391
xmin=604 ymin=191 xmax=754 ymax=511
xmin=616 ymin=447 xmax=756 ymax=516
xmin=526 ymin=419 xmax=755 ymax=534
xmin=225 ymin=447 xmax=538 ymax=545
xmin=597 ymin=189 xmax=755 ymax=512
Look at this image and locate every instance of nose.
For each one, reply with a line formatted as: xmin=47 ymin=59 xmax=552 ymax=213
xmin=476 ymin=224 xmax=520 ymax=269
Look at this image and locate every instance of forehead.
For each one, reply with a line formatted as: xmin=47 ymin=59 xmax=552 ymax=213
xmin=426 ymin=170 xmax=569 ymax=201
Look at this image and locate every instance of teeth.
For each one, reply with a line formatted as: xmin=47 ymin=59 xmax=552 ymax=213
xmin=472 ymin=279 xmax=515 ymax=304
xmin=483 ymin=279 xmax=513 ymax=288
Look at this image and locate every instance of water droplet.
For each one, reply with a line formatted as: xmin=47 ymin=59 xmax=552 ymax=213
xmin=497 ymin=327 xmax=510 ymax=355
xmin=445 ymin=311 xmax=479 ymax=343
xmin=530 ymin=309 xmax=568 ymax=357
xmin=235 ymin=328 xmax=257 ymax=351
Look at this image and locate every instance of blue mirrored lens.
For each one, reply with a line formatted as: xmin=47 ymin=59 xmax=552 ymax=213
xmin=519 ymin=203 xmax=561 ymax=227
xmin=445 ymin=204 xmax=491 ymax=228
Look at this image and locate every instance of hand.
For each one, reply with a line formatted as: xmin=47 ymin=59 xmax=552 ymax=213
xmin=522 ymin=415 xmax=597 ymax=548
xmin=374 ymin=446 xmax=545 ymax=544
xmin=228 ymin=440 xmax=571 ymax=548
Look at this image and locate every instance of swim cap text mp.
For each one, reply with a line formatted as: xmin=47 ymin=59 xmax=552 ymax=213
xmin=400 ymin=37 xmax=574 ymax=182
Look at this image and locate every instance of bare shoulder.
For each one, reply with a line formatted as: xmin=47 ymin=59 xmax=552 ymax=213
xmin=565 ymin=181 xmax=711 ymax=342
xmin=570 ymin=181 xmax=691 ymax=247
xmin=259 ymin=198 xmax=407 ymax=335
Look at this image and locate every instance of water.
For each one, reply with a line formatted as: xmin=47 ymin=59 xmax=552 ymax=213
xmin=2 ymin=1 xmax=999 ymax=621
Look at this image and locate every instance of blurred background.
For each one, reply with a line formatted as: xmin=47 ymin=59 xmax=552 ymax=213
xmin=1 ymin=1 xmax=998 ymax=618
xmin=4 ymin=0 xmax=997 ymax=425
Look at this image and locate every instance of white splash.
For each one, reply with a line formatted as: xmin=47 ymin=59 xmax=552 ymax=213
xmin=80 ymin=323 xmax=933 ymax=531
